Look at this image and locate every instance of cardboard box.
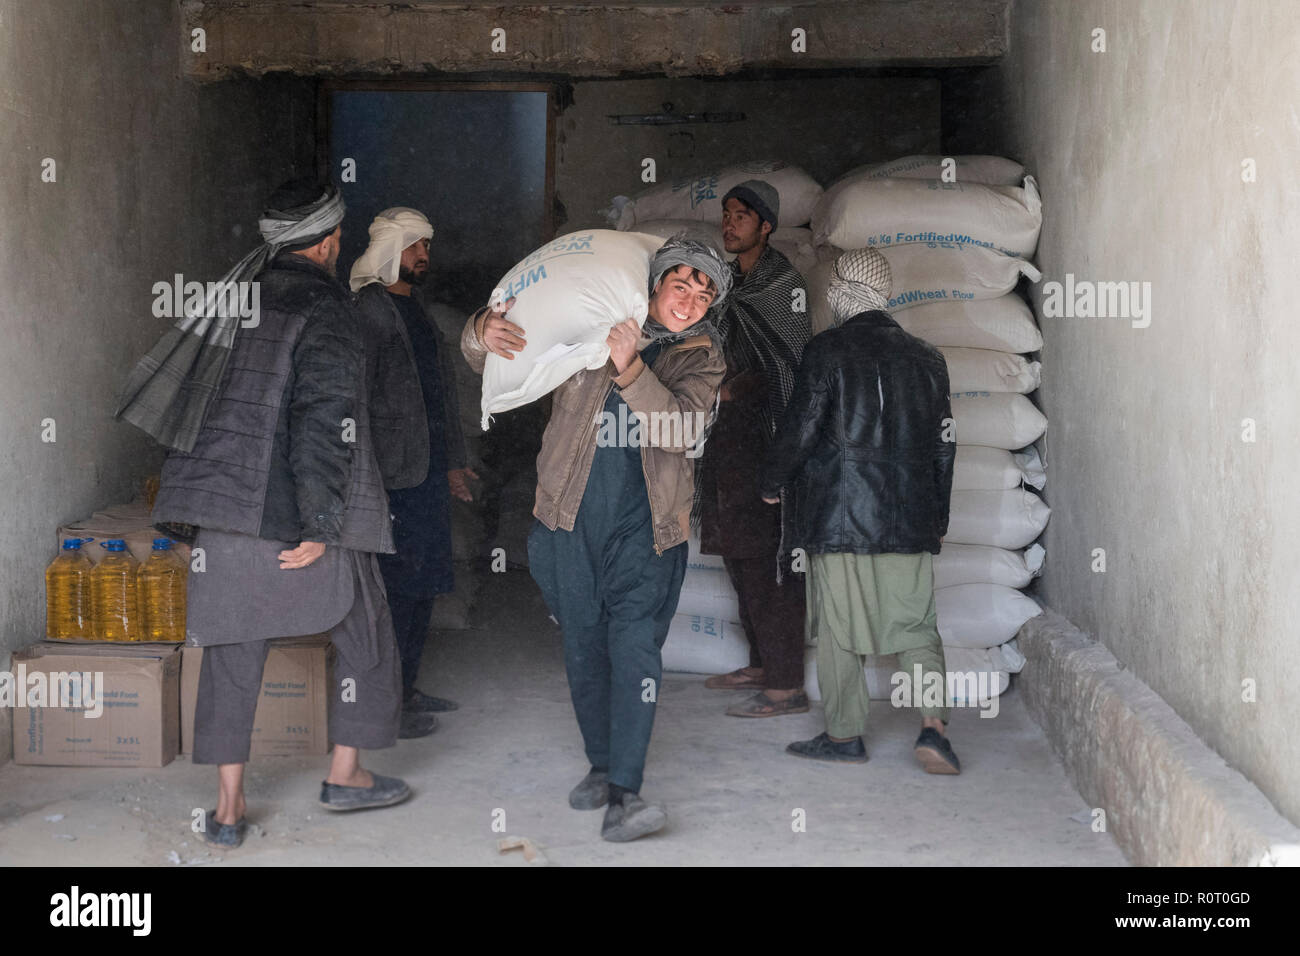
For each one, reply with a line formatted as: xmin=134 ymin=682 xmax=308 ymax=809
xmin=10 ymin=642 xmax=181 ymax=768
xmin=181 ymin=635 xmax=333 ymax=757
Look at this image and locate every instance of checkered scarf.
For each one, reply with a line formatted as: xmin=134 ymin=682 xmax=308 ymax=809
xmin=691 ymin=244 xmax=811 ymax=575
xmin=114 ymin=186 xmax=346 ymax=452
xmin=827 ymin=247 xmax=892 ymax=325
xmin=713 ymin=244 xmax=811 ymax=437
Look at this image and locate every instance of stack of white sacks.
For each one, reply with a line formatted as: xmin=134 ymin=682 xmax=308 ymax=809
xmin=615 ymin=156 xmax=1049 ymax=708
xmin=608 ymin=159 xmax=826 ymax=277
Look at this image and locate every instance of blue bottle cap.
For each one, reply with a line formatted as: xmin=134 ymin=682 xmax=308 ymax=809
xmin=152 ymin=538 xmax=173 ymax=550
xmin=61 ymin=538 xmax=85 ymax=550
xmin=100 ymin=539 xmax=127 ymax=552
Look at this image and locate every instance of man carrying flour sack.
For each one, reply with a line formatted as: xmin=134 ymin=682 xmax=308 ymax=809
xmin=460 ymin=237 xmax=731 ymax=841
xmin=351 ymin=207 xmax=475 ymax=739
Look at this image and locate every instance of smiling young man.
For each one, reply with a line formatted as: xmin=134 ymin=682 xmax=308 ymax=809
xmin=460 ymin=236 xmax=732 ymax=841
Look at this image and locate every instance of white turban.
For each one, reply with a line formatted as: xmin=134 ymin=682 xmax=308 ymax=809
xmin=826 ymin=247 xmax=892 ymax=325
xmin=348 ymin=207 xmax=434 ymax=292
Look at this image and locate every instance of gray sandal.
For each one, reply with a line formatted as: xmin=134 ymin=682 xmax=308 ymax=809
xmin=202 ymin=810 xmax=248 ymax=849
xmin=319 ymin=773 xmax=412 ymax=811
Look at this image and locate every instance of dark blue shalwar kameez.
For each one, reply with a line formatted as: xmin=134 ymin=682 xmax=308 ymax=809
xmin=528 ymin=343 xmax=687 ymax=794
xmin=379 ymin=292 xmax=455 ymax=692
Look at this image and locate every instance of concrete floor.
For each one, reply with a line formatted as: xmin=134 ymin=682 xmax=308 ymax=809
xmin=0 ymin=569 xmax=1127 ymax=866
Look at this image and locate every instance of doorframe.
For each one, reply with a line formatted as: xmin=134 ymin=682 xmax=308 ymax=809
xmin=317 ymin=79 xmax=558 ymax=243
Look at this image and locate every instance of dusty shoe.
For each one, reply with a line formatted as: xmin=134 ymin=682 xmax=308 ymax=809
xmin=399 ymin=710 xmax=438 ymax=739
xmin=601 ymin=791 xmax=667 ymax=842
xmin=201 ymin=810 xmax=247 ymax=849
xmin=568 ymin=768 xmax=609 ymax=810
xmin=785 ymin=732 xmax=868 ymax=763
xmin=726 ymin=691 xmax=811 ymax=718
xmin=914 ymin=727 xmax=961 ymax=774
xmin=320 ymin=773 xmax=412 ymax=811
xmin=404 ymin=688 xmax=459 ymax=713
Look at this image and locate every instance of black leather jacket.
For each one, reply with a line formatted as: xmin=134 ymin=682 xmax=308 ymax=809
xmin=760 ymin=310 xmax=955 ymax=555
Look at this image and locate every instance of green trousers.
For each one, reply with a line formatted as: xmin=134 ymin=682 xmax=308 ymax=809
xmin=808 ymin=552 xmax=950 ymax=737
xmin=818 ymin=640 xmax=950 ymax=738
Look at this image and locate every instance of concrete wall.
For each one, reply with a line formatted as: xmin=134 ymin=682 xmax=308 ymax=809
xmin=558 ymin=75 xmax=941 ymax=229
xmin=988 ymin=0 xmax=1300 ymax=824
xmin=0 ymin=0 xmax=315 ymax=761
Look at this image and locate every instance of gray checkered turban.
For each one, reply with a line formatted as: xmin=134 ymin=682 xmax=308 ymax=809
xmin=827 ymin=247 xmax=892 ymax=325
xmin=649 ymin=235 xmax=733 ymax=309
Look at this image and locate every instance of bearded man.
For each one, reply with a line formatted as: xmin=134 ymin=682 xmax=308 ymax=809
xmin=117 ymin=179 xmax=409 ymax=849
xmin=351 ymin=207 xmax=475 ymax=737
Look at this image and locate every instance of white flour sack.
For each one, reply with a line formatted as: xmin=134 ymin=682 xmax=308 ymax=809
xmin=675 ymin=565 xmax=742 ymax=622
xmin=877 ymin=243 xmax=1040 ymax=313
xmin=615 ymin=160 xmax=823 ymax=230
xmin=662 ymin=615 xmax=749 ymax=675
xmin=479 ymin=230 xmax=663 ymax=429
xmin=803 ymin=646 xmax=898 ymax=702
xmin=839 ymin=154 xmax=1027 ymax=187
xmin=942 ymin=644 xmax=1022 ymax=700
xmin=934 ymin=542 xmax=1045 ymax=589
xmin=953 ymin=445 xmax=1046 ymax=490
xmin=951 ymin=391 xmax=1048 ymax=449
xmin=805 ymin=258 xmax=836 ymax=335
xmin=893 ymin=294 xmax=1043 ymax=352
xmin=936 ymin=583 xmax=1043 ymax=649
xmin=813 ymin=176 xmax=1042 ymax=258
xmin=947 ymin=488 xmax=1051 ymax=549
xmin=939 ymin=347 xmax=1042 ymax=394
xmin=619 ymin=220 xmax=818 ymax=275
xmin=630 ymin=219 xmax=724 ymax=250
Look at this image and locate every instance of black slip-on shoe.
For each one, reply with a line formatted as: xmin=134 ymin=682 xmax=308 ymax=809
xmin=403 ymin=688 xmax=460 ymax=713
xmin=914 ymin=727 xmax=961 ymax=774
xmin=568 ymin=769 xmax=609 ymax=810
xmin=202 ymin=810 xmax=247 ymax=849
xmin=399 ymin=710 xmax=438 ymax=739
xmin=785 ymin=732 xmax=868 ymax=763
xmin=600 ymin=792 xmax=667 ymax=842
xmin=319 ymin=773 xmax=412 ymax=811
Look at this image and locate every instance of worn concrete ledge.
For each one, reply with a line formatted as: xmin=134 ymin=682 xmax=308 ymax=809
xmin=180 ymin=0 xmax=1009 ymax=81
xmin=1018 ymin=611 xmax=1300 ymax=866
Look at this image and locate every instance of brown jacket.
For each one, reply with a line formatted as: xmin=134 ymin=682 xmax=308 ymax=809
xmin=461 ymin=309 xmax=726 ymax=554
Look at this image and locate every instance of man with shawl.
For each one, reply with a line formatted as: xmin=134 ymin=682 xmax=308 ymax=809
xmin=461 ymin=237 xmax=731 ymax=842
xmin=761 ymin=248 xmax=961 ymax=773
xmin=116 ymin=179 xmax=410 ymax=849
xmin=351 ymin=207 xmax=475 ymax=738
xmin=697 ymin=180 xmax=813 ymax=718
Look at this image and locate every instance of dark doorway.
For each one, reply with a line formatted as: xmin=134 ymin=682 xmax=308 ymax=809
xmin=323 ymin=83 xmax=554 ymax=311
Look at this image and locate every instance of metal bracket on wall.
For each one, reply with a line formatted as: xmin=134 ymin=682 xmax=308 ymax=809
xmin=607 ymin=102 xmax=745 ymax=125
